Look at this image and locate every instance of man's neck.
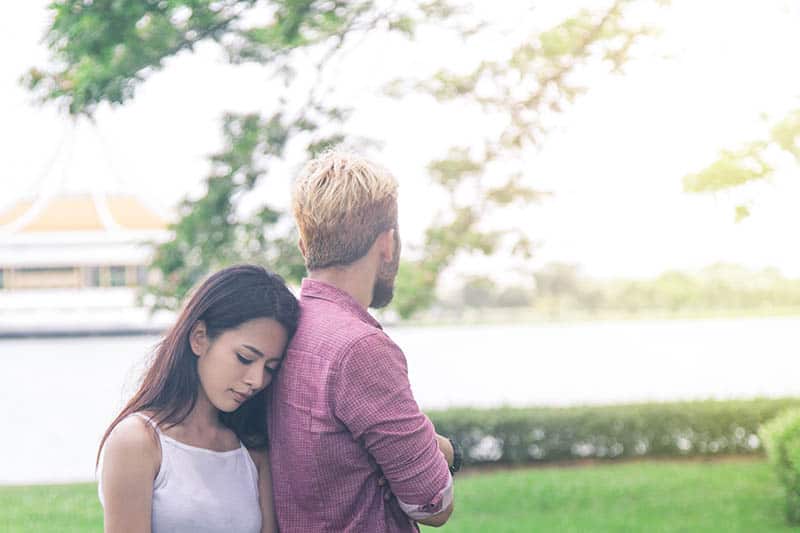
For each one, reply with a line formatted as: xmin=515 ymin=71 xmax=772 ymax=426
xmin=308 ymin=264 xmax=374 ymax=309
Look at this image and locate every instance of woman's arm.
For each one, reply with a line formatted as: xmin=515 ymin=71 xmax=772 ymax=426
xmin=249 ymin=449 xmax=278 ymax=533
xmin=99 ymin=416 xmax=160 ymax=533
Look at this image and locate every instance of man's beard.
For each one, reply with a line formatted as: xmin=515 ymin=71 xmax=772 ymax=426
xmin=369 ymin=229 xmax=401 ymax=309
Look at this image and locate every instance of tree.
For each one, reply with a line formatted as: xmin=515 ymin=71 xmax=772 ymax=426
xmin=460 ymin=276 xmax=497 ymax=308
xmin=377 ymin=0 xmax=668 ymax=317
xmin=28 ymin=0 xmax=667 ymax=315
xmin=683 ymin=108 xmax=800 ymax=222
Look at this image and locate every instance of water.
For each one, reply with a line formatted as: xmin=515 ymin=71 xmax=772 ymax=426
xmin=1 ymin=316 xmax=798 ymax=485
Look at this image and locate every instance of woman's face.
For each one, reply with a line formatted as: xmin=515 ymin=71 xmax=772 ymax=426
xmin=192 ymin=317 xmax=289 ymax=413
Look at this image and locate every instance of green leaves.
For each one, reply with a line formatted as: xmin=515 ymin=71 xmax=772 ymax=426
xmin=142 ymin=111 xmax=296 ymax=310
xmin=771 ymin=109 xmax=800 ymax=162
xmin=431 ymin=398 xmax=800 ymax=466
xmin=32 ymin=0 xmax=665 ymax=316
xmin=486 ymin=174 xmax=547 ymax=206
xmin=387 ymin=1 xmax=665 ymax=318
xmin=392 ymin=260 xmax=438 ymax=319
xmin=28 ymin=0 xmax=252 ymax=114
xmin=684 ymin=107 xmax=800 ymax=221
xmin=760 ymin=408 xmax=800 ymax=523
xmin=735 ymin=205 xmax=751 ymax=223
xmin=427 ymin=148 xmax=483 ymax=190
xmin=225 ymin=0 xmax=357 ymax=62
xmin=539 ymin=10 xmax=596 ymax=60
xmin=683 ymin=142 xmax=772 ymax=193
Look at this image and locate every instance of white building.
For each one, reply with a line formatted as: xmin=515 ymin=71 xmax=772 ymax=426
xmin=0 ymin=192 xmax=175 ymax=336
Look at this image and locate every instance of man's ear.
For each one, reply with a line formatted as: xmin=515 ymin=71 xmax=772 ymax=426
xmin=189 ymin=320 xmax=209 ymax=357
xmin=379 ymin=228 xmax=396 ymax=263
xmin=298 ymin=237 xmax=307 ymax=258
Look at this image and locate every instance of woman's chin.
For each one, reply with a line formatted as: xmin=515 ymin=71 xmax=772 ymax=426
xmin=213 ymin=398 xmax=243 ymax=413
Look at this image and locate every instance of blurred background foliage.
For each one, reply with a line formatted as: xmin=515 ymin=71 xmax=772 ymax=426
xmin=433 ymin=263 xmax=800 ymax=321
xmin=429 ymin=397 xmax=800 ymax=466
xmin=28 ymin=0 xmax=668 ymax=315
xmin=761 ymin=407 xmax=800 ymax=524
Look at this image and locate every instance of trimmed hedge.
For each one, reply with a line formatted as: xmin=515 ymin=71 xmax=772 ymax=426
xmin=427 ymin=397 xmax=800 ymax=466
xmin=761 ymin=408 xmax=800 ymax=524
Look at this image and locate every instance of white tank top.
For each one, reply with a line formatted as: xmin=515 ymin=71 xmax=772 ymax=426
xmin=98 ymin=413 xmax=262 ymax=533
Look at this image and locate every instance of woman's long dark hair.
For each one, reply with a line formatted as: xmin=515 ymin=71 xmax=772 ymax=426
xmin=97 ymin=264 xmax=299 ymax=465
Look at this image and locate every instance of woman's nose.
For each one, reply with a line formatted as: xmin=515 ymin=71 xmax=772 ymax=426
xmin=244 ymin=364 xmax=268 ymax=391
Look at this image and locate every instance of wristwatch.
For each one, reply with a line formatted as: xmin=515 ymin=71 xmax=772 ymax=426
xmin=446 ymin=436 xmax=462 ymax=475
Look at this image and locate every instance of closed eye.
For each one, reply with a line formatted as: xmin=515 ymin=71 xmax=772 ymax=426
xmin=265 ymin=359 xmax=282 ymax=375
xmin=236 ymin=353 xmax=255 ymax=365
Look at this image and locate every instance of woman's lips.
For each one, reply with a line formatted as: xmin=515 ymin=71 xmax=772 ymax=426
xmin=232 ymin=391 xmax=250 ymax=403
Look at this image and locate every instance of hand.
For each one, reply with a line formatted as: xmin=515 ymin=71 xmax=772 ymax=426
xmin=435 ymin=433 xmax=455 ymax=467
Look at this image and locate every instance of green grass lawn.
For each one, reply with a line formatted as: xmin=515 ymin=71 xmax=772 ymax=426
xmin=0 ymin=482 xmax=100 ymax=533
xmin=1 ymin=459 xmax=797 ymax=532
xmin=430 ymin=459 xmax=800 ymax=533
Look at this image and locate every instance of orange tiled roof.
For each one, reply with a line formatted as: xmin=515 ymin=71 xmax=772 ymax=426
xmin=0 ymin=199 xmax=33 ymax=226
xmin=21 ymin=196 xmax=104 ymax=232
xmin=0 ymin=194 xmax=168 ymax=233
xmin=107 ymin=196 xmax=167 ymax=230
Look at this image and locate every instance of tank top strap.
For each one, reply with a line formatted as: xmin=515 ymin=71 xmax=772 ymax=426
xmin=131 ymin=412 xmax=162 ymax=435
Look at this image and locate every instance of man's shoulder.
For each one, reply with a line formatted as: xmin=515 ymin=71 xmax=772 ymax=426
xmin=291 ymin=299 xmax=390 ymax=356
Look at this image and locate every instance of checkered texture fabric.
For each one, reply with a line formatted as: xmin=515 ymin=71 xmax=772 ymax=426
xmin=268 ymin=279 xmax=451 ymax=532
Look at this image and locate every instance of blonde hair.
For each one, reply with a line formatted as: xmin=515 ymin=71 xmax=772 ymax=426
xmin=292 ymin=151 xmax=398 ymax=270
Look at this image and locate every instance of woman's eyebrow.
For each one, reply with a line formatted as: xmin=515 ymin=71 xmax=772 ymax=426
xmin=242 ymin=344 xmax=265 ymax=358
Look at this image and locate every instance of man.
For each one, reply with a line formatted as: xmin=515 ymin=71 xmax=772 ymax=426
xmin=268 ymin=151 xmax=459 ymax=531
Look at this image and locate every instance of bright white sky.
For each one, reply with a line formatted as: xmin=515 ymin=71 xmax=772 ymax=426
xmin=2 ymin=0 xmax=799 ymax=281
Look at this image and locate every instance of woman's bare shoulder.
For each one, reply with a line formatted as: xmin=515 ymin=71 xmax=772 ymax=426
xmin=99 ymin=414 xmax=160 ymax=531
xmin=103 ymin=414 xmax=160 ymax=466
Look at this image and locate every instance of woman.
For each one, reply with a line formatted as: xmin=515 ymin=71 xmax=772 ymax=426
xmin=97 ymin=264 xmax=299 ymax=533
